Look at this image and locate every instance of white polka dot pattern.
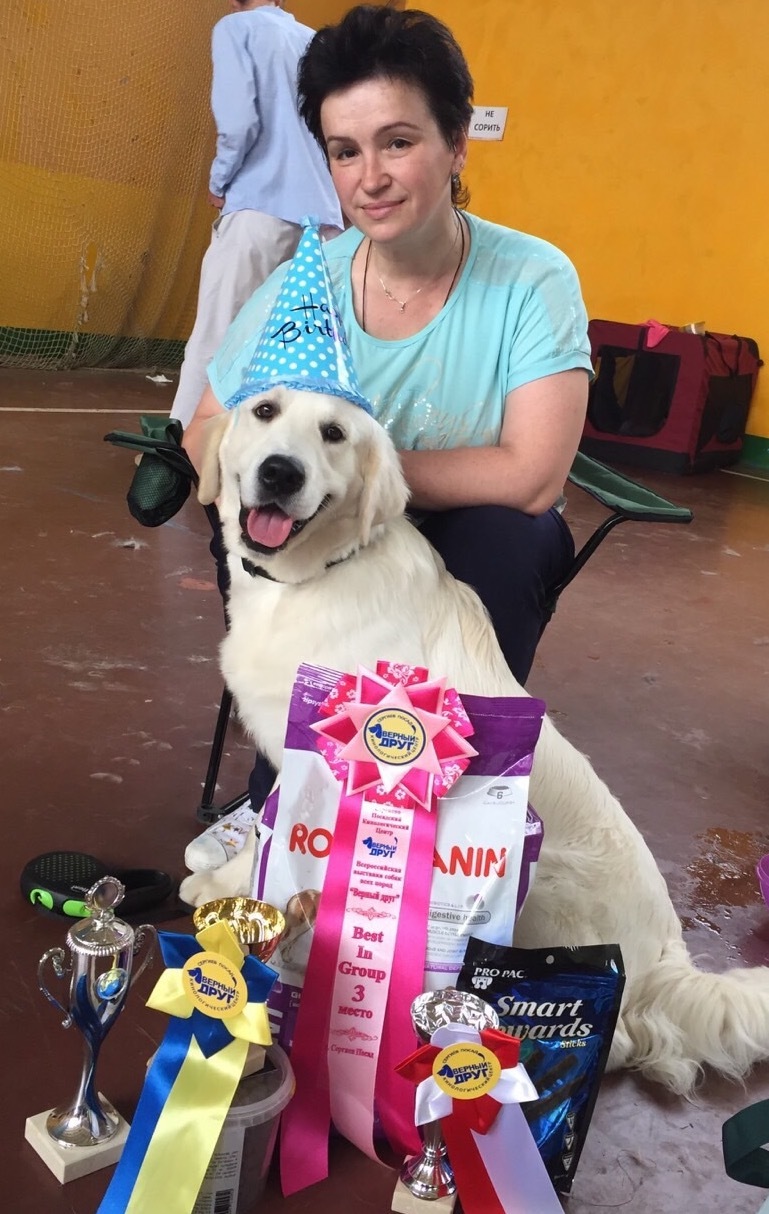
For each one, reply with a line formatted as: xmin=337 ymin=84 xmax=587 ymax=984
xmin=226 ymin=224 xmax=372 ymax=412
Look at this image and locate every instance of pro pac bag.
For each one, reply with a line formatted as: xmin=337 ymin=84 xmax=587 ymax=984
xmin=457 ymin=938 xmax=625 ymax=1195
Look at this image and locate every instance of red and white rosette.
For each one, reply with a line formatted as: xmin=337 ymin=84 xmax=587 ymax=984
xmin=396 ymin=1023 xmax=563 ymax=1214
xmin=280 ymin=662 xmax=477 ymax=1194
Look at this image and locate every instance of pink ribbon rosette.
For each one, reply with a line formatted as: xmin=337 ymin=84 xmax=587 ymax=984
xmin=397 ymin=1024 xmax=562 ymax=1214
xmin=280 ymin=661 xmax=478 ymax=1194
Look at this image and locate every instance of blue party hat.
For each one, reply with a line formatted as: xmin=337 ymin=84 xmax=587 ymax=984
xmin=226 ymin=222 xmax=372 ymax=413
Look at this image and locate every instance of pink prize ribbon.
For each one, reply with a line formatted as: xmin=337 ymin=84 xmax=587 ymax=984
xmin=280 ymin=662 xmax=477 ymax=1194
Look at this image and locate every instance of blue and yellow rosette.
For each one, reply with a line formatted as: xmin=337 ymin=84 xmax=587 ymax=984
xmin=97 ymin=921 xmax=277 ymax=1214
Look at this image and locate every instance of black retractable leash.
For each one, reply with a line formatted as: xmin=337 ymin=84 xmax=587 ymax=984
xmin=20 ymin=851 xmax=173 ymax=918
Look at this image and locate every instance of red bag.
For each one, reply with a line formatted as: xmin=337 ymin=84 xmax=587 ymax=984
xmin=582 ymin=319 xmax=762 ymax=473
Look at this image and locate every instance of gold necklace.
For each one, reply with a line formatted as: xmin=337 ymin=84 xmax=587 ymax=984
xmin=377 ymin=274 xmax=423 ymax=312
xmin=362 ymin=212 xmax=466 ymax=332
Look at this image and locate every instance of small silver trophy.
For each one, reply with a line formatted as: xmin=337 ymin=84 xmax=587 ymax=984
xmin=398 ymin=988 xmax=499 ymax=1204
xmin=34 ymin=876 xmax=156 ymax=1162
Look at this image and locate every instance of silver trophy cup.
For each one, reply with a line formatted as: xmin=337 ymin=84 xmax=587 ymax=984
xmin=400 ymin=987 xmax=500 ymax=1201
xmin=37 ymin=875 xmax=156 ymax=1149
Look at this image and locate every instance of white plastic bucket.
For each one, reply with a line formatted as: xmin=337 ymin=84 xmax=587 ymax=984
xmin=192 ymin=1044 xmax=294 ymax=1214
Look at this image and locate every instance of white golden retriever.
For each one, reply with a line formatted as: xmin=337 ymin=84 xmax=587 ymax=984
xmin=180 ymin=386 xmax=769 ymax=1095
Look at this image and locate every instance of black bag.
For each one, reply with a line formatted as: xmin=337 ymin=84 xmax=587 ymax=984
xmin=105 ymin=415 xmax=193 ymax=527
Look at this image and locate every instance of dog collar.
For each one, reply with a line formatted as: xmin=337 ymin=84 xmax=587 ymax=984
xmin=241 ymin=557 xmax=279 ymax=581
xmin=240 ymin=552 xmax=354 ymax=582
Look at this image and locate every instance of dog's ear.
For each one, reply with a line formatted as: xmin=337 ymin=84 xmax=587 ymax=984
xmin=196 ymin=413 xmax=230 ymax=504
xmin=359 ymin=425 xmax=409 ymax=545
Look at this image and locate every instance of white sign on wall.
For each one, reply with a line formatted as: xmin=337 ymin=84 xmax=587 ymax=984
xmin=469 ymin=106 xmax=508 ymax=141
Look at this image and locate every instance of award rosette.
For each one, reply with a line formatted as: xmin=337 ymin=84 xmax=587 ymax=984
xmin=280 ymin=661 xmax=478 ymax=1194
xmin=396 ymin=1023 xmax=563 ymax=1214
xmin=96 ymin=921 xmax=277 ymax=1214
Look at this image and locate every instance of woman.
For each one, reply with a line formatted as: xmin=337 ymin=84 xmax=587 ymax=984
xmin=184 ymin=4 xmax=592 ymax=692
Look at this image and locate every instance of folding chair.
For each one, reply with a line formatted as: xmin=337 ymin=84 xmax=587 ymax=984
xmin=544 ymin=450 xmax=693 ymax=619
xmin=105 ymin=418 xmax=693 ymax=825
xmin=105 ymin=416 xmax=246 ymax=826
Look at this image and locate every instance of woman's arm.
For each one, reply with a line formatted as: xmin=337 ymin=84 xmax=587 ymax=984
xmin=182 ymin=365 xmax=587 ymax=509
xmin=182 ymin=384 xmax=227 ymax=473
xmin=398 ymin=368 xmax=589 ymax=515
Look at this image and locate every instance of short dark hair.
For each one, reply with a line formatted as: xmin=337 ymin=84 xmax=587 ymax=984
xmin=298 ymin=5 xmax=474 ymax=206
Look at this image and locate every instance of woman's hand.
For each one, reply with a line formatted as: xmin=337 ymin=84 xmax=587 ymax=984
xmin=181 ymin=384 xmax=227 ymax=474
xmin=398 ymin=369 xmax=588 ymax=515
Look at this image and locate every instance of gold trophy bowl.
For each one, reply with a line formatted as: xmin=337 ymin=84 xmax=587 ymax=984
xmin=193 ymin=897 xmax=286 ymax=1078
xmin=192 ymin=897 xmax=286 ymax=963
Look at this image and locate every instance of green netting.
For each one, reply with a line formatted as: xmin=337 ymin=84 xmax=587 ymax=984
xmin=0 ymin=1 xmax=222 ymax=370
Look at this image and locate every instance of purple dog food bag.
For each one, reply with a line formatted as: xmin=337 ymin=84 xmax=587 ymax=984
xmin=252 ymin=663 xmax=546 ymax=1050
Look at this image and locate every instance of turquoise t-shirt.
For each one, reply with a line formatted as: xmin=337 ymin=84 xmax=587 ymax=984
xmin=208 ymin=212 xmax=592 ymax=451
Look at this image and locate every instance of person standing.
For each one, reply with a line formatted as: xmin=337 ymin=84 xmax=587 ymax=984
xmin=170 ymin=0 xmax=342 ymax=427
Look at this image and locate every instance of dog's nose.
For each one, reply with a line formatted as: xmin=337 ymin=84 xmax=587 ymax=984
xmin=258 ymin=455 xmax=305 ymax=497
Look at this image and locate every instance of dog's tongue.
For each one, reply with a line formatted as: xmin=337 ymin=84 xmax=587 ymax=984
xmin=246 ymin=506 xmax=294 ymax=548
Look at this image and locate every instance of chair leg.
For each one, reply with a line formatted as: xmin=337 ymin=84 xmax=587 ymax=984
xmin=198 ymin=788 xmax=251 ymax=827
xmin=542 ymin=512 xmax=627 ymax=623
xmin=197 ymin=685 xmax=238 ymax=825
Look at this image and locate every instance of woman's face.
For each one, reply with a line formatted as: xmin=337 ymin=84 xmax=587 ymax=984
xmin=320 ymin=76 xmax=467 ymax=244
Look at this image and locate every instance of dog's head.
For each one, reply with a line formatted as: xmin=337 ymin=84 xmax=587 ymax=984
xmin=198 ymin=387 xmax=409 ymax=583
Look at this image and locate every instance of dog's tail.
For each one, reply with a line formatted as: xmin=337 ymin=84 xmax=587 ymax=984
xmin=620 ymin=939 xmax=769 ymax=1094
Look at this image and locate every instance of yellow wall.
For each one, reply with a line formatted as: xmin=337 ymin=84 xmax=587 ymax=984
xmin=0 ymin=0 xmax=226 ymax=347
xmin=294 ymin=1 xmax=365 ymax=22
xmin=409 ymin=0 xmax=769 ymax=438
xmin=6 ymin=1 xmax=766 ymax=438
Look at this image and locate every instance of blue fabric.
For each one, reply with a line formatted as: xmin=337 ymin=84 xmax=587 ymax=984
xmin=96 ymin=1016 xmax=191 ymax=1214
xmin=209 ymin=212 xmax=592 ymax=453
xmin=209 ymin=9 xmax=341 ymax=229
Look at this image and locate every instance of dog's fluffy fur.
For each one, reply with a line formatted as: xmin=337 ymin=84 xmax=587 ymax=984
xmin=179 ymin=387 xmax=769 ymax=1095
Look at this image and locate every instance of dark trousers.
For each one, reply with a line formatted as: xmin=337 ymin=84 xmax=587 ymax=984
xmin=239 ymin=504 xmax=575 ymax=810
xmin=418 ymin=504 xmax=574 ymax=684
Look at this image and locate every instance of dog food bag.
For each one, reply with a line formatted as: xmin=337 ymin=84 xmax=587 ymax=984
xmin=457 ymin=938 xmax=625 ymax=1194
xmin=253 ymin=663 xmax=545 ymax=1050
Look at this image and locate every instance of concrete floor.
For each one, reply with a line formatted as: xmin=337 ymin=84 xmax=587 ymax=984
xmin=2 ymin=368 xmax=768 ymax=1213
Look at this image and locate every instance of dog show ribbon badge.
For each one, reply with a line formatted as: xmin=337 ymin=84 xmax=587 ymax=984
xmin=396 ymin=1023 xmax=562 ymax=1214
xmin=280 ymin=662 xmax=477 ymax=1195
xmin=96 ymin=922 xmax=276 ymax=1214
xmin=312 ymin=660 xmax=478 ymax=808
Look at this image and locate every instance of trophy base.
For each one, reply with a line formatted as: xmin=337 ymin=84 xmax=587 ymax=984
xmin=25 ymin=1095 xmax=130 ymax=1184
xmin=391 ymin=1174 xmax=458 ymax=1212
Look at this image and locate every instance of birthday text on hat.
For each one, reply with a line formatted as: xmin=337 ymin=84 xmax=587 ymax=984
xmin=270 ymin=293 xmax=340 ymax=349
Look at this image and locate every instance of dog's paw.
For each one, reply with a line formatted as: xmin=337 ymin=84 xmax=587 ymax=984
xmin=178 ymin=829 xmax=258 ymax=907
xmin=179 ymin=865 xmax=248 ymax=907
